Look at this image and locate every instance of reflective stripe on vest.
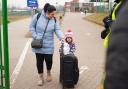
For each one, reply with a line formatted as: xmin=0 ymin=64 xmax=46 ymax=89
xmin=104 ymin=1 xmax=122 ymax=48
xmin=112 ymin=1 xmax=122 ymax=21
xmin=104 ymin=33 xmax=110 ymax=48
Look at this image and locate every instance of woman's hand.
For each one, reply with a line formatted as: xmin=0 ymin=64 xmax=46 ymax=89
xmin=60 ymin=38 xmax=65 ymax=43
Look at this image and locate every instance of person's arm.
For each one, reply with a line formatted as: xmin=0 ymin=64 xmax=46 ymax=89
xmin=105 ymin=1 xmax=128 ymax=89
xmin=54 ymin=21 xmax=65 ymax=40
xmin=29 ymin=14 xmax=38 ymax=39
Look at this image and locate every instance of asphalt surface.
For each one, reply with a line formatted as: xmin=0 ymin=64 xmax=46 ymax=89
xmin=8 ymin=12 xmax=105 ymax=89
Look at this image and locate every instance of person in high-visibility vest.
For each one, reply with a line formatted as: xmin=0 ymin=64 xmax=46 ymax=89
xmin=99 ymin=0 xmax=123 ymax=89
xmin=105 ymin=0 xmax=128 ymax=89
xmin=103 ymin=0 xmax=122 ymax=48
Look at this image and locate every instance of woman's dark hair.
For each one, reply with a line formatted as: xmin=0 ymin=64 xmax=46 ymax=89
xmin=44 ymin=3 xmax=56 ymax=13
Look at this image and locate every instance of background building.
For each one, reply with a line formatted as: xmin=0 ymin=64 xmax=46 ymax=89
xmin=65 ymin=0 xmax=94 ymax=13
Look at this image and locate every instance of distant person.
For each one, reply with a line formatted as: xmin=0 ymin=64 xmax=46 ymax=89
xmin=30 ymin=3 xmax=64 ymax=86
xmin=34 ymin=9 xmax=40 ymax=14
xmin=59 ymin=16 xmax=63 ymax=25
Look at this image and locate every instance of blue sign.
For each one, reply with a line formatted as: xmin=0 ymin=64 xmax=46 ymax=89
xmin=27 ymin=0 xmax=38 ymax=7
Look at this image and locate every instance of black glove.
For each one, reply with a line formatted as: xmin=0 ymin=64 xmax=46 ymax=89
xmin=114 ymin=0 xmax=121 ymax=3
xmin=103 ymin=16 xmax=112 ymax=28
xmin=101 ymin=28 xmax=110 ymax=39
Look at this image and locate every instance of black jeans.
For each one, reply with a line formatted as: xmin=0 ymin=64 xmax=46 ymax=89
xmin=35 ymin=53 xmax=53 ymax=74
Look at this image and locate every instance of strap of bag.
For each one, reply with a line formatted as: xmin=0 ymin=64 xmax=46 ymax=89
xmin=35 ymin=13 xmax=41 ymax=34
xmin=34 ymin=13 xmax=56 ymax=40
xmin=41 ymin=17 xmax=56 ymax=40
xmin=42 ymin=19 xmax=50 ymax=40
xmin=34 ymin=13 xmax=49 ymax=40
xmin=54 ymin=17 xmax=57 ymax=32
xmin=54 ymin=17 xmax=56 ymax=23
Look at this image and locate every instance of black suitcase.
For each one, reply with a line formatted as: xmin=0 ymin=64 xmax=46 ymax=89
xmin=59 ymin=43 xmax=79 ymax=89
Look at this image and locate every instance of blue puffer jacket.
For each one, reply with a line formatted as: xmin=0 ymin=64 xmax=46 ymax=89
xmin=30 ymin=10 xmax=64 ymax=54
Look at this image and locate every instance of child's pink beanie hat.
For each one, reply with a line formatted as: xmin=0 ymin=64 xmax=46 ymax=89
xmin=65 ymin=29 xmax=73 ymax=37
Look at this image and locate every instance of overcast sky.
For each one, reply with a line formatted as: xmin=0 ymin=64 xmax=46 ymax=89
xmin=7 ymin=0 xmax=85 ymax=8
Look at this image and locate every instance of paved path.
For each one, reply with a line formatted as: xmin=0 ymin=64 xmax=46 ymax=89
xmin=9 ymin=12 xmax=105 ymax=89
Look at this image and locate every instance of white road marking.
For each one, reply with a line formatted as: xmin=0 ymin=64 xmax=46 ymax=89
xmin=10 ymin=38 xmax=32 ymax=88
xmin=80 ymin=66 xmax=89 ymax=74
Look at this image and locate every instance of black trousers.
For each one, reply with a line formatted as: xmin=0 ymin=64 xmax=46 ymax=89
xmin=35 ymin=53 xmax=53 ymax=74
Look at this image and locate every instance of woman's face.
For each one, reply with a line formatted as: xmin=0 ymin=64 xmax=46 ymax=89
xmin=46 ymin=11 xmax=56 ymax=19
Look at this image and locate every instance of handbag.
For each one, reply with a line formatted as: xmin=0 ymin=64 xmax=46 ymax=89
xmin=31 ymin=17 xmax=50 ymax=49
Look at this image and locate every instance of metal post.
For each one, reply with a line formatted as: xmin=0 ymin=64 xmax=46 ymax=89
xmin=0 ymin=26 xmax=4 ymax=88
xmin=96 ymin=0 xmax=98 ymax=13
xmin=2 ymin=0 xmax=10 ymax=89
xmin=0 ymin=0 xmax=2 ymax=86
xmin=108 ymin=0 xmax=111 ymax=12
xmin=0 ymin=1 xmax=4 ymax=88
xmin=99 ymin=0 xmax=101 ymax=13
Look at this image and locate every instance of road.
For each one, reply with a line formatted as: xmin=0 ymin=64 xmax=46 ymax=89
xmin=8 ymin=12 xmax=105 ymax=89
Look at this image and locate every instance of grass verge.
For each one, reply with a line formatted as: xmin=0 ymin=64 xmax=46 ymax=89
xmin=84 ymin=13 xmax=109 ymax=26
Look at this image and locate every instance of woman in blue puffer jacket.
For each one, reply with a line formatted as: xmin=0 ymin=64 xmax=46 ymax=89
xmin=30 ymin=3 xmax=64 ymax=86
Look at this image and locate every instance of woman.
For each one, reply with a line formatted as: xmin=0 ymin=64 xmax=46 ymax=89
xmin=30 ymin=3 xmax=64 ymax=86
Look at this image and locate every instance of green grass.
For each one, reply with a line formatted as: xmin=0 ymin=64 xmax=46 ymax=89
xmin=0 ymin=15 xmax=30 ymax=24
xmin=8 ymin=15 xmax=30 ymax=23
xmin=84 ymin=13 xmax=109 ymax=26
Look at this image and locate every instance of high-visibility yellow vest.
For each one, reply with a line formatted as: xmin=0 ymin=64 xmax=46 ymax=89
xmin=104 ymin=1 xmax=122 ymax=48
xmin=101 ymin=2 xmax=122 ymax=89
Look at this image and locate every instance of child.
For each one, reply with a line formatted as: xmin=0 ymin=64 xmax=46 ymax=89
xmin=65 ymin=29 xmax=76 ymax=54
